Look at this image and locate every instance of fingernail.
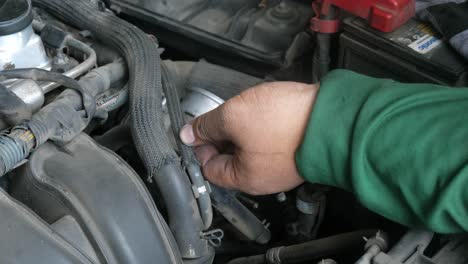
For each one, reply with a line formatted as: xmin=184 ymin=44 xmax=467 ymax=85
xmin=180 ymin=124 xmax=195 ymax=146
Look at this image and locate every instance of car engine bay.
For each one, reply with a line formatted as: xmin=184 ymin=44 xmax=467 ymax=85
xmin=0 ymin=0 xmax=467 ymax=263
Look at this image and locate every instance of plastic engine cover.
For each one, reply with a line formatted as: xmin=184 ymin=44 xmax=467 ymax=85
xmin=0 ymin=188 xmax=95 ymax=263
xmin=9 ymin=134 xmax=181 ymax=264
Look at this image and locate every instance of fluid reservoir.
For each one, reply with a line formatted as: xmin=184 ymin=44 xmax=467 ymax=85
xmin=0 ymin=0 xmax=50 ymax=72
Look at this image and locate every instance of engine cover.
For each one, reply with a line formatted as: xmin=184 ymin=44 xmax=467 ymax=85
xmin=9 ymin=134 xmax=181 ymax=264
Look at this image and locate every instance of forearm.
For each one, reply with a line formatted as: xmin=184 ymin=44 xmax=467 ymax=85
xmin=296 ymin=70 xmax=468 ymax=233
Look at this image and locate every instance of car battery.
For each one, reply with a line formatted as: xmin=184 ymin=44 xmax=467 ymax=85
xmin=337 ymin=17 xmax=468 ymax=86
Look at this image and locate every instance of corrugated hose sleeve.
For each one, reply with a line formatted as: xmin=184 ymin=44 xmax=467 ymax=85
xmin=33 ymin=0 xmax=176 ymax=172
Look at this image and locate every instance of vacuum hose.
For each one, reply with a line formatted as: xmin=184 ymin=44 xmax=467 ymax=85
xmin=161 ymin=65 xmax=213 ymax=230
xmin=32 ymin=0 xmax=208 ymax=258
xmin=228 ymin=230 xmax=377 ymax=264
xmin=211 ymin=185 xmax=271 ymax=244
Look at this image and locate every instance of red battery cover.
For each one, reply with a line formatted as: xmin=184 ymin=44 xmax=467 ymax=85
xmin=318 ymin=0 xmax=415 ymax=32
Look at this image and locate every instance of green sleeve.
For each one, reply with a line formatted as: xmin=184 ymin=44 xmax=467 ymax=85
xmin=296 ymin=70 xmax=468 ymax=233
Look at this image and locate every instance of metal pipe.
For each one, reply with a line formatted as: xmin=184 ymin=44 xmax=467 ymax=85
xmin=3 ymin=36 xmax=98 ymax=116
xmin=41 ymin=37 xmax=97 ymax=93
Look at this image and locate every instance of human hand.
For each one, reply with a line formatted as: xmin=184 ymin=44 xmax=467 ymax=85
xmin=180 ymin=82 xmax=318 ymax=195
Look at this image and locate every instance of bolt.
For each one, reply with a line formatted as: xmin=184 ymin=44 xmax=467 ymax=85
xmin=276 ymin=192 xmax=287 ymax=202
xmin=237 ymin=194 xmax=259 ymax=209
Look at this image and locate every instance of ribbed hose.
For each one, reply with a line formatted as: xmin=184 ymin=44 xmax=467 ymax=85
xmin=0 ymin=131 xmax=31 ymax=176
xmin=0 ymin=137 xmax=22 ymax=176
xmin=32 ymin=0 xmax=208 ymax=258
xmin=161 ymin=65 xmax=194 ymax=166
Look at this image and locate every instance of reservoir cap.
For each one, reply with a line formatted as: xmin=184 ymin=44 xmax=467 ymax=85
xmin=0 ymin=0 xmax=33 ymax=36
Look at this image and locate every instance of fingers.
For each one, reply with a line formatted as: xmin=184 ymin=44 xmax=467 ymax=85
xmin=194 ymin=145 xmax=219 ymax=166
xmin=180 ymin=104 xmax=231 ymax=147
xmin=194 ymin=144 xmax=243 ymax=191
xmin=200 ymin=153 xmax=240 ymax=190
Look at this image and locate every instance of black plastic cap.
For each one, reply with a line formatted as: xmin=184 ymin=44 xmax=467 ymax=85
xmin=0 ymin=0 xmax=33 ymax=36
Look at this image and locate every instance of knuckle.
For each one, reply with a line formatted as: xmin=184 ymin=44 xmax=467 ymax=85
xmin=218 ymin=104 xmax=234 ymax=133
xmin=197 ymin=116 xmax=210 ymax=141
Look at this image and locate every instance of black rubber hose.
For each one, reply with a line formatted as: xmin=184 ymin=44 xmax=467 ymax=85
xmin=228 ymin=229 xmax=377 ymax=264
xmin=161 ymin=64 xmax=213 ymax=230
xmin=31 ymin=0 xmax=208 ymax=258
xmin=211 ymin=185 xmax=271 ymax=244
xmin=161 ymin=64 xmax=196 ymax=165
xmin=312 ymin=6 xmax=337 ymax=82
xmin=315 ymin=32 xmax=331 ymax=81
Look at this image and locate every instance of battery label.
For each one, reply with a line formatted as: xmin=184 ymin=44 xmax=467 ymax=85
xmin=389 ymin=22 xmax=442 ymax=55
xmin=408 ymin=34 xmax=442 ymax=54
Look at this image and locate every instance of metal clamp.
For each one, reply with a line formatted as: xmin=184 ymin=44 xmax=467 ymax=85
xmin=266 ymin=246 xmax=285 ymax=264
xmin=202 ymin=229 xmax=224 ymax=248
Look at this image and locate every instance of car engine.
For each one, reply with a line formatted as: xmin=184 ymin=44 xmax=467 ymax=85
xmin=0 ymin=0 xmax=467 ymax=263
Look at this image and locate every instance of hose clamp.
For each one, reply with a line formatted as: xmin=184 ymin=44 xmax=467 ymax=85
xmin=202 ymin=229 xmax=224 ymax=248
xmin=266 ymin=246 xmax=285 ymax=264
xmin=310 ymin=1 xmax=340 ymax=34
xmin=364 ymin=231 xmax=389 ymax=252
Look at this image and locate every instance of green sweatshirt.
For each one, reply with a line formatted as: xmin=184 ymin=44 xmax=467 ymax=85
xmin=296 ymin=70 xmax=468 ymax=234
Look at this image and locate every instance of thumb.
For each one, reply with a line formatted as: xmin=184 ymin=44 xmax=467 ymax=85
xmin=201 ymin=154 xmax=240 ymax=190
xmin=180 ymin=105 xmax=231 ymax=146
